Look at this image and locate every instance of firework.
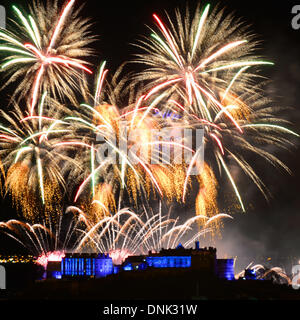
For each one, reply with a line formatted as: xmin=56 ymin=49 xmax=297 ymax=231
xmin=72 ymin=204 xmax=233 ymax=264
xmin=59 ymin=63 xmax=189 ymax=217
xmin=235 ymin=262 xmax=292 ymax=285
xmin=0 ymin=214 xmax=86 ymax=257
xmin=0 ymin=0 xmax=94 ymax=114
xmin=133 ymin=4 xmax=299 ymax=214
xmin=0 ymin=0 xmax=297 ymax=251
xmin=0 ymin=203 xmax=232 ymax=266
xmin=58 ymin=80 xmax=154 ymax=213
xmin=0 ymin=207 xmax=90 ymax=267
xmin=0 ymin=98 xmax=78 ymax=221
xmin=133 ymin=4 xmax=269 ymax=113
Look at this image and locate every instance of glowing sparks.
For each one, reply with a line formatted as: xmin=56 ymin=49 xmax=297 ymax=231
xmin=36 ymin=250 xmax=65 ymax=268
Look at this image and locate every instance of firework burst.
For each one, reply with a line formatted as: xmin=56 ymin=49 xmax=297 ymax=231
xmin=0 ymin=0 xmax=297 ymax=250
xmin=59 ymin=63 xmax=190 ymax=218
xmin=70 ymin=204 xmax=233 ymax=264
xmin=133 ymin=4 xmax=270 ymax=113
xmin=0 ymin=0 xmax=94 ymax=114
xmin=0 ymin=203 xmax=232 ymax=266
xmin=133 ymin=3 xmax=299 ymax=214
xmin=0 ymin=208 xmax=90 ymax=267
xmin=0 ymin=98 xmax=79 ymax=221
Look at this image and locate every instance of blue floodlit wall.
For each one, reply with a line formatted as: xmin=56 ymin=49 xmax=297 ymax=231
xmin=95 ymin=257 xmax=113 ymax=278
xmin=61 ymin=255 xmax=113 ymax=278
xmin=113 ymin=266 xmax=120 ymax=274
xmin=61 ymin=257 xmax=95 ymax=276
xmin=52 ymin=271 xmax=62 ymax=279
xmin=122 ymin=262 xmax=147 ymax=271
xmin=216 ymin=259 xmax=235 ymax=280
xmin=146 ymin=256 xmax=191 ymax=268
xmin=123 ymin=263 xmax=133 ymax=271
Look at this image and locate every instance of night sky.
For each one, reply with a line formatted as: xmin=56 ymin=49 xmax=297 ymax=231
xmin=0 ymin=0 xmax=299 ymax=273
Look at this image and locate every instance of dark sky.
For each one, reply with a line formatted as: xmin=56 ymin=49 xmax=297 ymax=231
xmin=0 ymin=0 xmax=299 ymax=273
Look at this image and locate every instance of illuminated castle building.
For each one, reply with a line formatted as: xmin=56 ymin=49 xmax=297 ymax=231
xmin=57 ymin=242 xmax=235 ymax=280
xmin=121 ymin=242 xmax=234 ymax=280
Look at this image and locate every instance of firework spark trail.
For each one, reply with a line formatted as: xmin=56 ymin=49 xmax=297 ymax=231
xmin=47 ymin=0 xmax=75 ymax=52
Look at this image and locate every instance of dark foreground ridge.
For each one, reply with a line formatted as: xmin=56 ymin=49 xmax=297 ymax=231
xmin=1 ymin=268 xmax=300 ymax=301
